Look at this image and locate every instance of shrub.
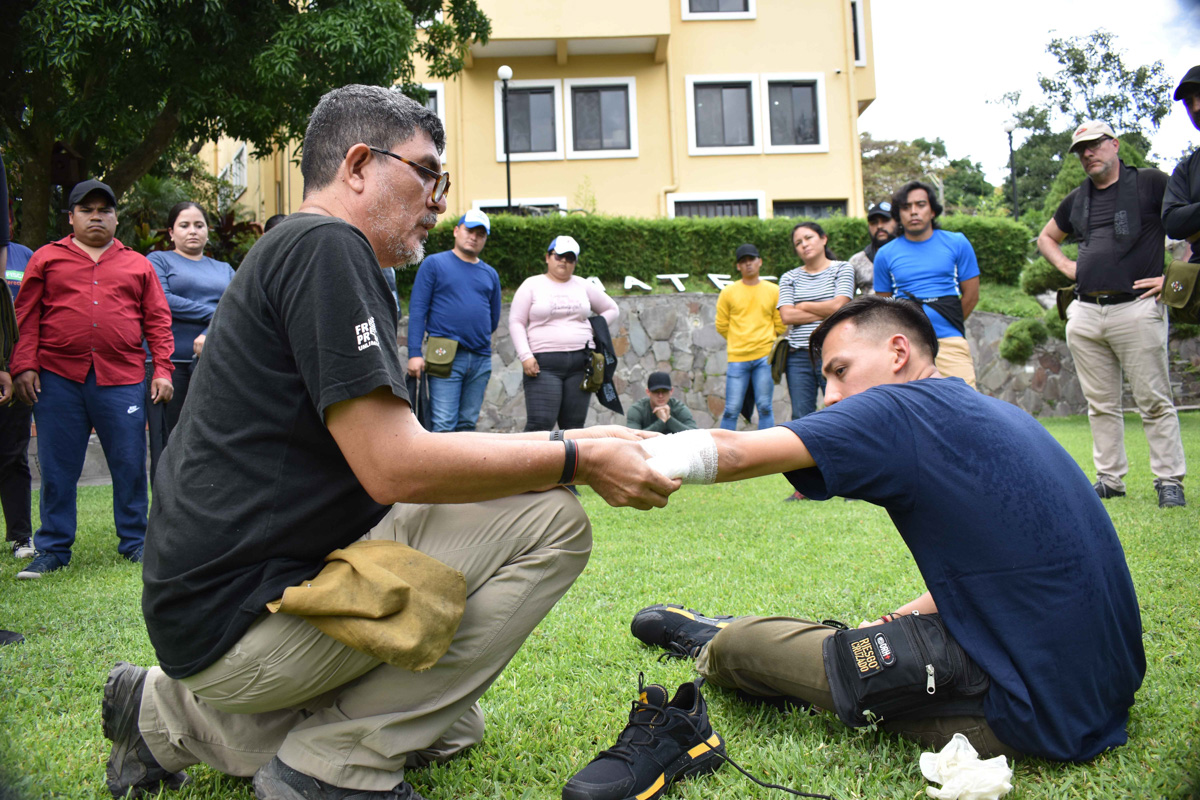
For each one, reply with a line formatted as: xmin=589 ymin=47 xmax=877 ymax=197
xmin=1020 ymin=244 xmax=1077 ymax=295
xmin=999 ymin=318 xmax=1050 ymax=363
xmin=1042 ymin=304 xmax=1067 ymax=340
xmin=939 ymin=216 xmax=1031 ymax=285
xmin=404 ymin=214 xmax=1029 ymax=291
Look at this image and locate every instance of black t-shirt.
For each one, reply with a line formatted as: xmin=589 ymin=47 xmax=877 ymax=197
xmin=1053 ymin=167 xmax=1168 ymax=295
xmin=142 ymin=214 xmax=409 ymax=679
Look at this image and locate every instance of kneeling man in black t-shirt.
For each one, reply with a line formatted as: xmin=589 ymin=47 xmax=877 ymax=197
xmin=101 ymin=85 xmax=679 ymax=800
xmin=632 ymin=295 xmax=1144 ymax=764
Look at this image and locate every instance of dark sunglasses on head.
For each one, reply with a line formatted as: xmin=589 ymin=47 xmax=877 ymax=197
xmin=550 ymin=252 xmax=577 ymax=264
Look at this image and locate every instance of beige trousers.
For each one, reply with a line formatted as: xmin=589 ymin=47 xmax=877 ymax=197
xmin=1065 ymin=297 xmax=1186 ymax=491
xmin=138 ymin=489 xmax=591 ymax=791
xmin=696 ymin=616 xmax=1019 ymax=760
xmin=935 ymin=337 xmax=977 ymax=389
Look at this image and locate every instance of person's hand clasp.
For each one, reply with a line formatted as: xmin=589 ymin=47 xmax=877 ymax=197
xmin=574 ymin=437 xmax=679 ymax=510
xmin=653 ymin=405 xmax=671 ymax=423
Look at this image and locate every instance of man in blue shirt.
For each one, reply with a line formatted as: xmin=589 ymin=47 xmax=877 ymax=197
xmin=633 ymin=296 xmax=1144 ymax=763
xmin=406 ymin=209 xmax=501 ymax=431
xmin=874 ymin=181 xmax=980 ymax=387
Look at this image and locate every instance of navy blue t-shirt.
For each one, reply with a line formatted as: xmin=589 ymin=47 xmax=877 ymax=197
xmin=783 ymin=378 xmax=1144 ymax=762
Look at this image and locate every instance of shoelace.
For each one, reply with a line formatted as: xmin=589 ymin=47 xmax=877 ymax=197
xmin=607 ymin=675 xmax=837 ymax=800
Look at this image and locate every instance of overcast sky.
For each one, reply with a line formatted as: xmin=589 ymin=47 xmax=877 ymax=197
xmin=858 ymin=0 xmax=1200 ymax=187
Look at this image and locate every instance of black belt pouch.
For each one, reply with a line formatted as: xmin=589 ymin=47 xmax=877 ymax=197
xmin=821 ymin=613 xmax=990 ymax=727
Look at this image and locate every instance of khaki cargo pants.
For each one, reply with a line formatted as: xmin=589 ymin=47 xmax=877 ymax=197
xmin=138 ymin=489 xmax=590 ymax=791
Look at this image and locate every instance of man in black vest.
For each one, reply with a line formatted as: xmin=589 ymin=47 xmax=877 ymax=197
xmin=1037 ymin=120 xmax=1186 ymax=508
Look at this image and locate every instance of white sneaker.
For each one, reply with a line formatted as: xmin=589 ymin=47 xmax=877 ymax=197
xmin=11 ymin=539 xmax=35 ymax=559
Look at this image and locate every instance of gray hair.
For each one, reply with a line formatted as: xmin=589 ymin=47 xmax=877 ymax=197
xmin=300 ymin=84 xmax=446 ymax=197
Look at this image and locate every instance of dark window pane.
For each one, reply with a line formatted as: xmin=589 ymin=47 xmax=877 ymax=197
xmin=675 ymin=199 xmax=758 ymax=218
xmin=721 ymin=86 xmax=751 ymax=145
xmin=851 ymin=1 xmax=861 ymax=61
xmin=695 ymin=83 xmax=752 ymax=147
xmin=773 ymin=200 xmax=846 ymax=219
xmin=572 ymin=87 xmax=629 ymax=151
xmin=573 ymin=89 xmax=602 ymax=150
xmin=688 ymin=0 xmax=747 ymax=10
xmin=506 ymin=88 xmax=556 ymax=153
xmin=768 ymin=82 xmax=818 ymax=146
xmin=600 ymin=88 xmax=629 ymax=149
xmin=424 ymin=93 xmax=438 ymax=115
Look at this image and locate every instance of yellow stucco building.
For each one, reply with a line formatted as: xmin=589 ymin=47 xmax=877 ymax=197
xmin=207 ymin=0 xmax=875 ymax=223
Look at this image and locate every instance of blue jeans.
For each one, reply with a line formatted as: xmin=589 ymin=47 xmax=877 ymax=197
xmin=720 ymin=356 xmax=775 ymax=430
xmin=428 ymin=349 xmax=492 ymax=432
xmin=33 ymin=369 xmax=148 ymax=564
xmin=785 ymin=348 xmax=825 ymax=420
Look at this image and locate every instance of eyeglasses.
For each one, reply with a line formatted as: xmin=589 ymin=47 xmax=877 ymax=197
xmin=550 ymin=252 xmax=577 ymax=264
xmin=1076 ymin=137 xmax=1112 ymax=155
xmin=368 ymin=147 xmax=451 ymax=204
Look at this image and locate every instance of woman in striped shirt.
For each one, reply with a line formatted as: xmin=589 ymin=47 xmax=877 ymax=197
xmin=777 ymin=221 xmax=856 ymax=421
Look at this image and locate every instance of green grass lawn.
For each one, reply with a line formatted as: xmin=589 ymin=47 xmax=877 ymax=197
xmin=1 ymin=413 xmax=1198 ymax=799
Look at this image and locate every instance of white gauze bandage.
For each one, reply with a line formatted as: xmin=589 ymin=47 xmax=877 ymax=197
xmin=640 ymin=429 xmax=719 ymax=484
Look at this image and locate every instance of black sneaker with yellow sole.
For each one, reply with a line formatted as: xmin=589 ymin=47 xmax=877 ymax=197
xmin=629 ymin=604 xmax=738 ymax=660
xmin=562 ymin=676 xmax=724 ymax=800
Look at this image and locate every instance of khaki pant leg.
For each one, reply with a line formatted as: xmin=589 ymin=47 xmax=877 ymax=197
xmin=1065 ymin=301 xmax=1128 ymax=491
xmin=1105 ymin=299 xmax=1186 ymax=485
xmin=697 ymin=616 xmax=1019 ymax=761
xmin=141 ymin=489 xmax=590 ymax=791
xmin=934 ymin=337 xmax=977 ymax=389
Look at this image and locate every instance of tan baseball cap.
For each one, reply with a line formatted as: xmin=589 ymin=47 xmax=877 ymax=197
xmin=1069 ymin=120 xmax=1117 ymax=153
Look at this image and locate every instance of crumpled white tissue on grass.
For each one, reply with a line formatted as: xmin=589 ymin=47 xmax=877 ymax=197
xmin=919 ymin=733 xmax=1013 ymax=800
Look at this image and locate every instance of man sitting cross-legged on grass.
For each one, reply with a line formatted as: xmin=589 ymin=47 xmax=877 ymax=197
xmin=101 ymin=85 xmax=678 ymax=800
xmin=632 ymin=295 xmax=1144 ymax=764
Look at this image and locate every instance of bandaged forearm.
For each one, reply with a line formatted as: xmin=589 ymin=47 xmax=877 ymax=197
xmin=640 ymin=429 xmax=719 ymax=484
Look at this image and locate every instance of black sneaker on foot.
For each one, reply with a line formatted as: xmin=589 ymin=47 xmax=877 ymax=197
xmin=1093 ymin=480 xmax=1125 ymax=499
xmin=11 ymin=538 xmax=35 ymax=559
xmin=253 ymin=757 xmax=426 ymax=800
xmin=630 ymin=604 xmax=738 ymax=660
xmin=0 ymin=630 xmax=23 ymax=645
xmin=562 ymin=677 xmax=725 ymax=800
xmin=103 ymin=661 xmax=190 ymax=798
xmin=16 ymin=553 xmax=63 ymax=580
xmin=1156 ymin=481 xmax=1186 ymax=508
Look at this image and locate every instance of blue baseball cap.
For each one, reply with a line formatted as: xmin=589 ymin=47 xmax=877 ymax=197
xmin=457 ymin=209 xmax=491 ymax=234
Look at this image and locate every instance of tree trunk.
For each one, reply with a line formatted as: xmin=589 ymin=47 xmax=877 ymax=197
xmin=103 ymin=100 xmax=181 ymax=199
xmin=15 ymin=123 xmax=57 ymax=249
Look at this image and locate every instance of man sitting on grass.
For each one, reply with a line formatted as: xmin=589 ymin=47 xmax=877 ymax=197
xmin=632 ymin=295 xmax=1144 ymax=763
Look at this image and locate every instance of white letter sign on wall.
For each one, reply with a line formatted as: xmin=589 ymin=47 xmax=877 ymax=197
xmin=708 ymin=274 xmax=733 ymax=290
xmin=657 ymin=274 xmax=689 ymax=292
xmin=624 ymin=276 xmax=652 ymax=291
xmin=585 ymin=276 xmax=608 ymax=293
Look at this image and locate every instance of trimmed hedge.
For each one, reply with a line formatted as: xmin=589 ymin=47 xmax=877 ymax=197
xmin=1020 ymin=244 xmax=1077 ymax=296
xmin=999 ymin=317 xmax=1050 ymax=363
xmin=399 ymin=213 xmax=1030 ymax=290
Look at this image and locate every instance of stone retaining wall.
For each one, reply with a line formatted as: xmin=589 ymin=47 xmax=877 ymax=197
xmin=398 ymin=295 xmax=1200 ymax=432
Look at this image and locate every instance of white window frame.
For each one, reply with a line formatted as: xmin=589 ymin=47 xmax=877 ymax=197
xmin=666 ymin=190 xmax=767 ymax=219
xmin=850 ymin=0 xmax=867 ymax=67
xmin=422 ymin=82 xmax=448 ymax=163
xmin=494 ymin=78 xmax=564 ymax=162
xmin=760 ymin=73 xmax=830 ymax=155
xmin=684 ymin=74 xmax=761 ymax=157
xmin=472 ymin=196 xmax=570 ymax=215
xmin=564 ymin=77 xmax=639 ymax=160
xmin=681 ymin=0 xmax=756 ymax=22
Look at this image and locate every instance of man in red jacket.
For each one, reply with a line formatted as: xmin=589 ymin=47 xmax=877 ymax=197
xmin=10 ymin=179 xmax=173 ymax=577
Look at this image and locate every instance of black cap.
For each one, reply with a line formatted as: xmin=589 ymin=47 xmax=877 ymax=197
xmin=647 ymin=371 xmax=672 ymax=391
xmin=866 ymin=201 xmax=893 ymax=220
xmin=68 ymin=180 xmax=117 ymax=209
xmin=1175 ymin=65 xmax=1200 ymax=101
xmin=735 ymin=243 xmax=760 ymax=260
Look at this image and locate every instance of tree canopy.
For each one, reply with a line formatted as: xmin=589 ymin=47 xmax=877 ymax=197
xmin=860 ymin=133 xmax=996 ymax=216
xmin=0 ymin=0 xmax=490 ymax=246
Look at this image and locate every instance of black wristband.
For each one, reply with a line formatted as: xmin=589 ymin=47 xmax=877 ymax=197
xmin=550 ymin=429 xmax=565 ymax=441
xmin=559 ymin=439 xmax=579 ymax=484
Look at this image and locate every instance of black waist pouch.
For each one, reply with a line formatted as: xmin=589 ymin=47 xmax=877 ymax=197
xmin=821 ymin=613 xmax=990 ymax=727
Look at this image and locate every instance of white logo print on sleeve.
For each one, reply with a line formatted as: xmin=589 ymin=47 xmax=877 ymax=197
xmin=355 ymin=317 xmax=381 ymax=352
